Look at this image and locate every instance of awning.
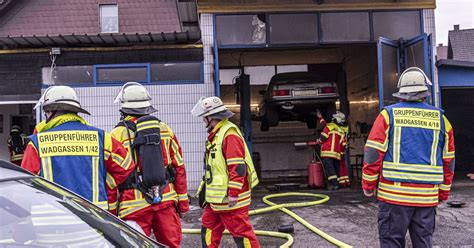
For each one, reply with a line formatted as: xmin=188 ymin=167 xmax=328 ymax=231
xmin=0 ymin=31 xmax=201 ymax=49
xmin=437 ymin=59 xmax=474 ymax=69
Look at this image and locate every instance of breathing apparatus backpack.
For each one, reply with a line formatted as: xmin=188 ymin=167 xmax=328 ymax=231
xmin=10 ymin=135 xmax=28 ymax=153
xmin=117 ymin=116 xmax=176 ymax=205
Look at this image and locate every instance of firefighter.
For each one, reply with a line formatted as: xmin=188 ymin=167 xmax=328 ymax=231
xmin=191 ymin=96 xmax=260 ymax=248
xmin=7 ymin=125 xmax=28 ymax=166
xmin=316 ymin=111 xmax=349 ymax=190
xmin=110 ymin=82 xmax=189 ymax=247
xmin=21 ymin=86 xmax=135 ymax=211
xmin=362 ymin=67 xmax=455 ymax=247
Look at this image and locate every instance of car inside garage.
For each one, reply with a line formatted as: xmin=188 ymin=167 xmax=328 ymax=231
xmin=218 ymin=45 xmax=378 ymax=181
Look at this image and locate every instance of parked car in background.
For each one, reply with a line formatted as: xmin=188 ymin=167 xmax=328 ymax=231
xmin=0 ymin=160 xmax=164 ymax=248
xmin=257 ymin=72 xmax=339 ymax=131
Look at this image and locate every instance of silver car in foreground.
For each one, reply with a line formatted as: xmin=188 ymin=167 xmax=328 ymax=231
xmin=0 ymin=160 xmax=164 ymax=247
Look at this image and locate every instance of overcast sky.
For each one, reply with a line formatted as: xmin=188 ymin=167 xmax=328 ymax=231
xmin=436 ymin=0 xmax=474 ymax=46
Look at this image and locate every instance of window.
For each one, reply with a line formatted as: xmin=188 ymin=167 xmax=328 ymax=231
xmin=41 ymin=63 xmax=203 ymax=86
xmin=373 ymin=11 xmax=421 ymax=40
xmin=216 ymin=14 xmax=267 ymax=46
xmin=269 ymin=14 xmax=318 ymax=44
xmin=95 ymin=64 xmax=149 ymax=84
xmin=42 ymin=66 xmax=93 ymax=86
xmin=151 ymin=62 xmax=202 ymax=82
xmin=320 ymin=12 xmax=370 ymax=43
xmin=100 ymin=4 xmax=118 ymax=33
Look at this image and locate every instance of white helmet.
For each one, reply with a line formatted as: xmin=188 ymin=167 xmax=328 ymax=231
xmin=114 ymin=82 xmax=157 ymax=115
xmin=191 ymin=96 xmax=229 ymax=117
xmin=35 ymin=86 xmax=90 ymax=115
xmin=397 ymin=67 xmax=431 ymax=93
xmin=332 ymin=111 xmax=346 ymax=124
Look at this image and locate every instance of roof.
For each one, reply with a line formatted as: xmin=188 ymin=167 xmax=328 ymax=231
xmin=437 ymin=59 xmax=474 ymax=69
xmin=0 ymin=0 xmax=14 ymax=11
xmin=448 ymin=28 xmax=474 ymax=61
xmin=0 ymin=31 xmax=201 ymax=49
xmin=0 ymin=0 xmax=181 ymax=37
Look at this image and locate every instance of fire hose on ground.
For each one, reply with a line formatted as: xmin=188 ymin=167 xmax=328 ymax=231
xmin=182 ymin=192 xmax=353 ymax=248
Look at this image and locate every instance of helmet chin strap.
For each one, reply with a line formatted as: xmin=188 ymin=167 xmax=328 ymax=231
xmin=204 ymin=116 xmax=213 ymax=132
xmin=45 ymin=110 xmax=57 ymax=123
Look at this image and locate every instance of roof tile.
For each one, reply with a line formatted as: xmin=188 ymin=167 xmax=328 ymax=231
xmin=448 ymin=28 xmax=474 ymax=62
xmin=0 ymin=0 xmax=180 ymax=37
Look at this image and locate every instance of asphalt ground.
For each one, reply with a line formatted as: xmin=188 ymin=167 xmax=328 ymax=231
xmin=181 ymin=177 xmax=474 ymax=247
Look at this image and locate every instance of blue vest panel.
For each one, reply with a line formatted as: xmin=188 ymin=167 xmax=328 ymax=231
xmin=382 ymin=102 xmax=446 ymax=184
xmin=30 ymin=121 xmax=108 ymax=206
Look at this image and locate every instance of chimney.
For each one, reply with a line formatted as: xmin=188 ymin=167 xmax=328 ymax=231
xmin=454 ymin=24 xmax=460 ymax=31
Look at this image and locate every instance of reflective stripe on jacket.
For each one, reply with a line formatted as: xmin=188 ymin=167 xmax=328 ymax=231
xmin=110 ymin=117 xmax=188 ymax=218
xmin=362 ymin=101 xmax=456 ymax=207
xmin=29 ymin=121 xmax=110 ymax=209
xmin=320 ymin=122 xmax=347 ymax=160
xmin=382 ymin=102 xmax=445 ymax=184
xmin=204 ymin=119 xmax=259 ymax=211
xmin=205 ymin=119 xmax=259 ymax=211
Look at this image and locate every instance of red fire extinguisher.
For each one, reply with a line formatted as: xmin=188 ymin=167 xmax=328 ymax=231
xmin=307 ymin=141 xmax=325 ymax=188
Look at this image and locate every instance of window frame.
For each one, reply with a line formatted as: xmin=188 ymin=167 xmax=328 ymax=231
xmin=150 ymin=61 xmax=205 ymax=85
xmin=215 ymin=13 xmax=269 ymax=49
xmin=42 ymin=66 xmax=95 ymax=87
xmin=214 ymin=10 xmax=424 ymax=48
xmin=268 ymin=13 xmax=319 ymax=45
xmin=93 ymin=63 xmax=151 ymax=85
xmin=41 ymin=62 xmax=205 ymax=87
xmin=99 ymin=4 xmax=119 ymax=34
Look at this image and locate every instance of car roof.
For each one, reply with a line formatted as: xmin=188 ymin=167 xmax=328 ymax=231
xmin=0 ymin=160 xmax=34 ymax=181
xmin=270 ymin=72 xmax=326 ymax=82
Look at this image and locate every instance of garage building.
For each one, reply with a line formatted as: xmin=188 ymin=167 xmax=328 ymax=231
xmin=198 ymin=0 xmax=439 ymax=184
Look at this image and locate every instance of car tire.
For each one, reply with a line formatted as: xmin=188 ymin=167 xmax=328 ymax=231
xmin=266 ymin=108 xmax=279 ymax=127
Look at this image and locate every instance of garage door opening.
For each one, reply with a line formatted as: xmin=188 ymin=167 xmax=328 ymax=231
xmin=218 ymin=45 xmax=380 ymax=182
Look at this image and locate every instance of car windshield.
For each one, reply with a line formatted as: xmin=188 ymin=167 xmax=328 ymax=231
xmin=0 ymin=177 xmax=160 ymax=247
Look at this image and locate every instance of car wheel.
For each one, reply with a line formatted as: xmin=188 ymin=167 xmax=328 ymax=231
xmin=266 ymin=108 xmax=279 ymax=127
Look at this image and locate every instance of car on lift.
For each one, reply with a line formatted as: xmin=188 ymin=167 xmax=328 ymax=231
xmin=257 ymin=72 xmax=339 ymax=131
xmin=0 ymin=160 xmax=164 ymax=247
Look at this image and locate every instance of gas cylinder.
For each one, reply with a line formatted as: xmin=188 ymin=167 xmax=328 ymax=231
xmin=308 ymin=160 xmax=325 ymax=188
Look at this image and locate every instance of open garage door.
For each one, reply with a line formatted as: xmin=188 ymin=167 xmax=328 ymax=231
xmin=377 ymin=34 xmax=432 ymax=109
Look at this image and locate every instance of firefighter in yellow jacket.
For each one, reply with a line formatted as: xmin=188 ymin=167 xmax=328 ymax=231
xmin=22 ymin=86 xmax=134 ymax=211
xmin=110 ymin=82 xmax=188 ymax=247
xmin=192 ymin=96 xmax=260 ymax=248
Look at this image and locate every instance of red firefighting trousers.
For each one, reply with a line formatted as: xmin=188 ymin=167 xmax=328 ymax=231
xmin=201 ymin=206 xmax=260 ymax=248
xmin=124 ymin=202 xmax=181 ymax=248
xmin=339 ymin=156 xmax=350 ymax=187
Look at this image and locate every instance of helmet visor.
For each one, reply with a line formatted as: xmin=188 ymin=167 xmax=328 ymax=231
xmin=191 ymin=97 xmax=206 ymax=117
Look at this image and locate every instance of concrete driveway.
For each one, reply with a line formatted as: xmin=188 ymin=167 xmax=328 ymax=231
xmin=181 ymin=177 xmax=474 ymax=247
